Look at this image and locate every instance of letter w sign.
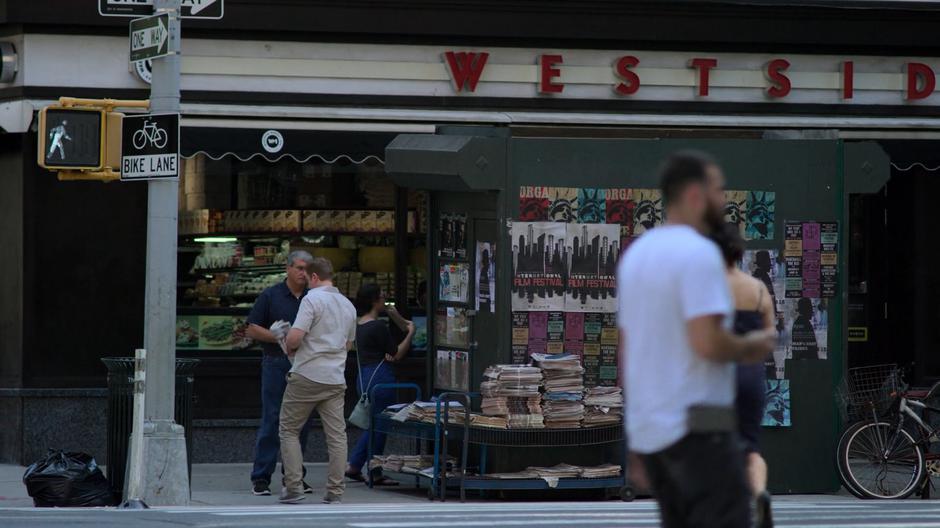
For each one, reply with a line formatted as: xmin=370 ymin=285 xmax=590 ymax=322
xmin=444 ymin=51 xmax=489 ymax=92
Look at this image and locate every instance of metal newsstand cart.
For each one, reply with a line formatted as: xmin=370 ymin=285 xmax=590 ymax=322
xmin=367 ymin=384 xmax=632 ymax=502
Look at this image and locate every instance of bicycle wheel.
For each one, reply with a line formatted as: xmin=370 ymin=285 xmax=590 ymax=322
xmin=838 ymin=420 xmax=925 ymax=499
xmin=836 ymin=423 xmax=868 ymax=499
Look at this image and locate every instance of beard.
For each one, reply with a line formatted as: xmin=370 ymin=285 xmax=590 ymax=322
xmin=704 ymin=203 xmax=726 ymax=235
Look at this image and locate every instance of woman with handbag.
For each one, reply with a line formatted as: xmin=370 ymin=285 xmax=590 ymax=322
xmin=345 ymin=283 xmax=415 ymax=485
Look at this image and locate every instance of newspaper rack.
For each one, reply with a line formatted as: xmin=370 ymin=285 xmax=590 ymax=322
xmin=367 ymin=385 xmax=630 ymax=502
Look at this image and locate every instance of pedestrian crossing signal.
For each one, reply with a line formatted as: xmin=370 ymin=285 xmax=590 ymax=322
xmin=38 ymin=107 xmax=107 ymax=170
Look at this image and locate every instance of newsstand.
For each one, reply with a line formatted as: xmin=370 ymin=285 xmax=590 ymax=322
xmin=101 ymin=357 xmax=199 ymax=500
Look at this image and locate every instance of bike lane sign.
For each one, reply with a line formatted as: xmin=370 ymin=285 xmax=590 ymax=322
xmin=121 ymin=113 xmax=179 ymax=181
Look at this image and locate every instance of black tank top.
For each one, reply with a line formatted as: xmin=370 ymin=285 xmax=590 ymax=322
xmin=733 ymin=284 xmax=765 ymax=336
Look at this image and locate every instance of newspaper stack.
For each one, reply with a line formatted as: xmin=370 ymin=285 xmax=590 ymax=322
xmin=470 ymin=414 xmax=508 ymax=429
xmin=370 ymin=454 xmax=456 ymax=475
xmin=532 ymin=353 xmax=585 ymax=428
xmin=582 ymin=386 xmax=623 ymax=427
xmin=480 ymin=365 xmax=544 ymax=428
xmin=579 ymin=463 xmax=622 ymax=478
xmin=388 ymin=401 xmax=465 ymax=424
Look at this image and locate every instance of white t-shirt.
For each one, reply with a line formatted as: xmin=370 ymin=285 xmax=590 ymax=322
xmin=291 ymin=285 xmax=357 ymax=386
xmin=617 ymin=225 xmax=734 ymax=454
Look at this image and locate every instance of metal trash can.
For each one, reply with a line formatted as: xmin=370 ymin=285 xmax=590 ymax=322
xmin=101 ymin=357 xmax=199 ymax=499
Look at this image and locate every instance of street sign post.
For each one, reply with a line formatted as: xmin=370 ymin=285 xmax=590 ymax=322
xmin=121 ymin=113 xmax=180 ymax=181
xmin=100 ymin=0 xmax=223 ymax=19
xmin=130 ymin=14 xmax=172 ymax=62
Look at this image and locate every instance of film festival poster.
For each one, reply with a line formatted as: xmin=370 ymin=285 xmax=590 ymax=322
xmin=564 ymin=223 xmax=621 ymax=313
xmin=438 ymin=262 xmax=470 ymax=304
xmin=510 ymin=221 xmax=567 ymax=312
xmin=741 ymin=249 xmax=786 ymax=379
xmin=475 ymin=242 xmax=496 ymax=313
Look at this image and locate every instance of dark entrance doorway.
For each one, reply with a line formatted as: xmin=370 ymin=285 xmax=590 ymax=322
xmin=848 ymin=140 xmax=940 ymax=384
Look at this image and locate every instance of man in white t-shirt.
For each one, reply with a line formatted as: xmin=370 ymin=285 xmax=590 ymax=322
xmin=280 ymin=257 xmax=357 ymax=505
xmin=618 ymin=151 xmax=775 ymax=528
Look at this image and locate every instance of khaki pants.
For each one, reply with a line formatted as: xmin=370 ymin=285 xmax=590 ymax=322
xmin=279 ymin=372 xmax=347 ymax=496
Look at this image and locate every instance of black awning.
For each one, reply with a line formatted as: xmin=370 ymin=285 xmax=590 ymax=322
xmin=181 ymin=127 xmax=398 ymax=164
xmin=385 ymin=134 xmax=506 ymax=191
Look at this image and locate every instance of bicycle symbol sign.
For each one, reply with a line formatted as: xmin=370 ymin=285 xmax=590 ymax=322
xmin=133 ymin=119 xmax=168 ymax=150
xmin=121 ymin=113 xmax=179 ymax=181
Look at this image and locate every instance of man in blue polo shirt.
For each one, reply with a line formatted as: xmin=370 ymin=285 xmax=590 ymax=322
xmin=246 ymin=250 xmax=315 ymax=496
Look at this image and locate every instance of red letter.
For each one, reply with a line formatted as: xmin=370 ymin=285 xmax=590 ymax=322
xmin=443 ymin=51 xmax=489 ymax=92
xmin=907 ymin=62 xmax=935 ymax=100
xmin=766 ymin=59 xmax=791 ymax=98
xmin=614 ymin=56 xmax=640 ymax=95
xmin=689 ymin=58 xmax=717 ymax=96
xmin=539 ymin=54 xmax=564 ymax=94
xmin=842 ymin=61 xmax=854 ymax=100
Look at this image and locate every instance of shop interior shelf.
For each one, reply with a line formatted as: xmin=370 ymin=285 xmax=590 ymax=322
xmin=179 ymin=231 xmax=425 ymax=240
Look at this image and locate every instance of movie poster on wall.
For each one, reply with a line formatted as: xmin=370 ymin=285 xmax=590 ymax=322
xmin=548 ymin=187 xmax=579 ymax=222
xmin=741 ymin=249 xmax=786 ymax=379
xmin=438 ymin=263 xmax=470 ymax=303
xmin=564 ymin=223 xmax=621 ymax=312
xmin=439 ymin=213 xmax=454 ymax=258
xmin=631 ymin=189 xmax=664 ymax=237
xmin=745 ymin=191 xmax=776 ymax=240
xmin=724 ymin=190 xmax=748 ymax=238
xmin=510 ymin=221 xmax=566 ymax=311
xmin=453 ymin=213 xmax=468 ymax=260
xmin=785 ymin=221 xmax=838 ymax=299
xmin=784 ymin=297 xmax=829 ymax=361
xmin=475 ymin=242 xmax=496 ymax=313
xmin=762 ymin=379 xmax=791 ymax=427
xmin=519 ymin=186 xmax=550 ymax=221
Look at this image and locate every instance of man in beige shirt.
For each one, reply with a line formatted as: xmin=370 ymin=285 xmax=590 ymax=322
xmin=280 ymin=257 xmax=357 ymax=504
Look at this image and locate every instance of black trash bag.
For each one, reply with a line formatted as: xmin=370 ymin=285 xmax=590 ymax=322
xmin=23 ymin=450 xmax=117 ymax=507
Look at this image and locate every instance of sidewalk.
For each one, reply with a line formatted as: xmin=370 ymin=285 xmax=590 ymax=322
xmin=1 ymin=463 xmax=431 ymax=508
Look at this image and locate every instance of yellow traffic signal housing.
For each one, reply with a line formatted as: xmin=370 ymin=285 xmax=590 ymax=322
xmin=38 ymin=98 xmax=149 ymax=182
xmin=38 ymin=107 xmax=107 ymax=171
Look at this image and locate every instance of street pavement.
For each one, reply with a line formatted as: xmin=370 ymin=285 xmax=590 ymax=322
xmin=5 ymin=464 xmax=940 ymax=527
xmin=4 ymin=497 xmax=940 ymax=527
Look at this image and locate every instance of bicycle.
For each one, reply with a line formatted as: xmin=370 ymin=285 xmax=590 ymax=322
xmin=835 ymin=363 xmax=940 ymax=499
xmin=132 ymin=118 xmax=168 ymax=150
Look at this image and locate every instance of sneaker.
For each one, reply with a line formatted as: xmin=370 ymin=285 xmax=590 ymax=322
xmin=278 ymin=489 xmax=307 ymax=504
xmin=302 ymin=480 xmax=314 ymax=494
xmin=322 ymin=492 xmax=342 ymax=504
xmin=251 ymin=481 xmax=271 ymax=496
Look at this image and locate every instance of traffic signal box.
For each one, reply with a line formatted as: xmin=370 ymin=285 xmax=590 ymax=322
xmin=37 ymin=98 xmax=148 ymax=182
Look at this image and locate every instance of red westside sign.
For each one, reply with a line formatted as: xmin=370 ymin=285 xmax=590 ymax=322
xmin=443 ymin=51 xmax=939 ymax=101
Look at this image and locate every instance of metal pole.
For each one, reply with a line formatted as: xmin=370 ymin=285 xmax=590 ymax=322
xmin=145 ymin=0 xmax=181 ymax=422
xmin=135 ymin=0 xmax=190 ymax=506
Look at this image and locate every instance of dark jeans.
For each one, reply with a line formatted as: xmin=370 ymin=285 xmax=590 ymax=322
xmin=640 ymin=432 xmax=751 ymax=528
xmin=251 ymin=354 xmax=310 ymax=484
xmin=347 ymin=362 xmax=397 ymax=473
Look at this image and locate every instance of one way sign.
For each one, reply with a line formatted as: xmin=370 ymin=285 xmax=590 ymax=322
xmin=100 ymin=0 xmax=224 ymax=20
xmin=129 ymin=13 xmax=171 ymax=62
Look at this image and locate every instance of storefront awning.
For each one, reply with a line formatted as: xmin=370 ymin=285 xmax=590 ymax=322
xmin=385 ymin=134 xmax=506 ymax=191
xmin=180 ymin=123 xmax=400 ymax=164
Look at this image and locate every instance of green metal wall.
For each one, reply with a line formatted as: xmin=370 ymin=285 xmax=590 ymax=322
xmin=411 ymin=131 xmax=889 ymax=493
xmin=503 ymin=138 xmax=844 ymax=493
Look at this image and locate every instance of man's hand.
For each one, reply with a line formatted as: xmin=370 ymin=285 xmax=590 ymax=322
xmin=739 ymin=329 xmax=776 ymax=364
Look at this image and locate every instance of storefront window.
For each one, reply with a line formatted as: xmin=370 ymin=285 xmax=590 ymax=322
xmin=175 ymin=154 xmax=428 ymax=355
